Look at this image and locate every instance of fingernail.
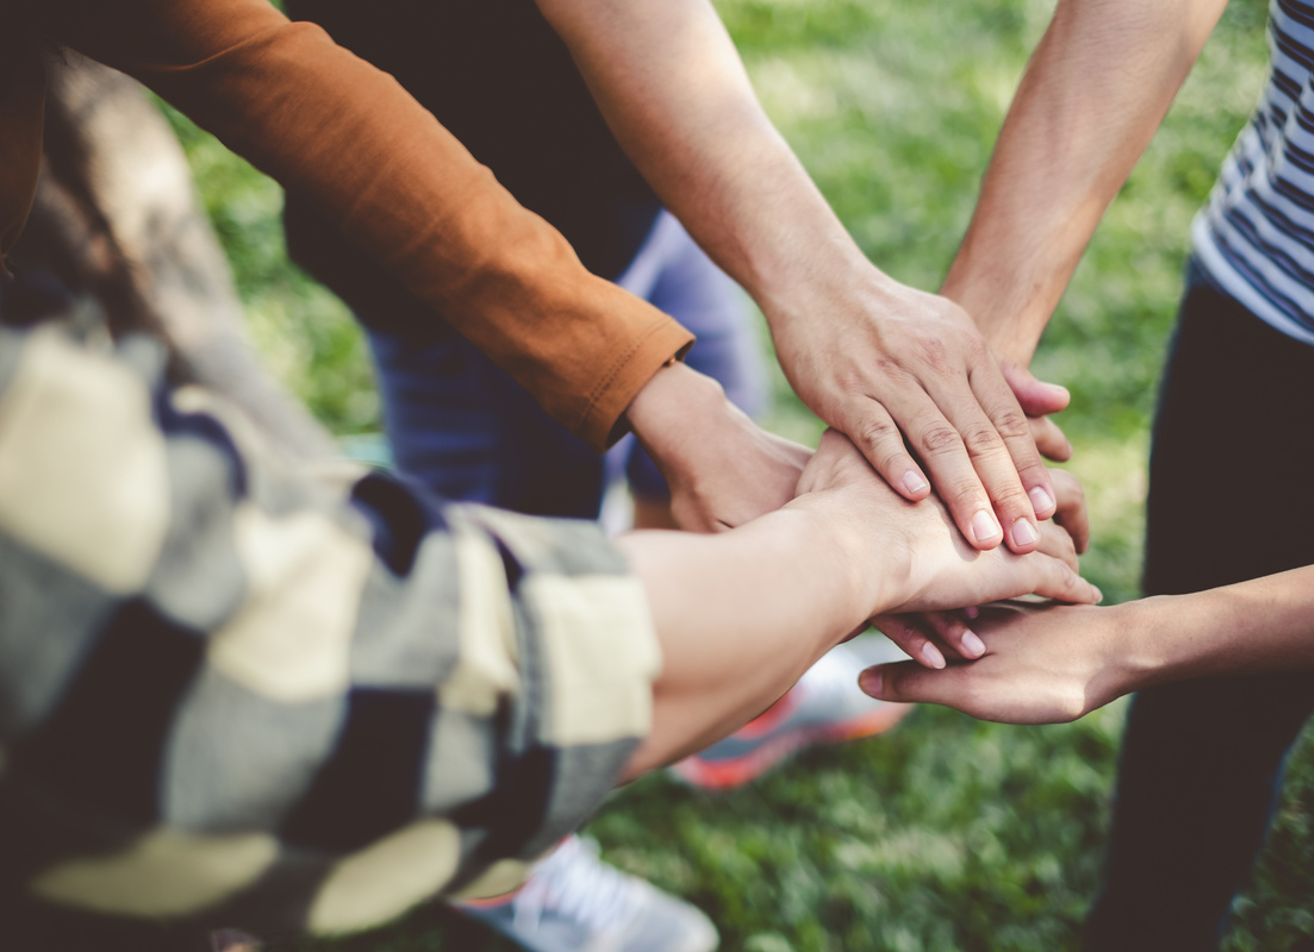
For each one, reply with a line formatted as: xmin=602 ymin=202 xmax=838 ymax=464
xmin=921 ymin=642 xmax=946 ymax=669
xmin=971 ymin=509 xmax=1001 ymax=544
xmin=902 ymin=471 xmax=929 ymax=495
xmin=1012 ymin=517 xmax=1039 ymax=547
xmin=964 ymin=605 xmax=980 ymax=620
xmin=1029 ymin=486 xmax=1055 ymax=515
xmin=961 ymin=630 xmax=986 ymax=657
xmin=859 ymin=666 xmax=883 ymax=696
xmin=1094 ymin=585 xmax=1104 ymax=603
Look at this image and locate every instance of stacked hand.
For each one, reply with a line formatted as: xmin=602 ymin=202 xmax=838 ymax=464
xmin=790 ymin=429 xmax=1099 ymax=630
xmin=772 ymin=282 xmax=1073 ymax=554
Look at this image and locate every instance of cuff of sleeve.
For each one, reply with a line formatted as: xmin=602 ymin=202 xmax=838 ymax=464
xmin=576 ymin=318 xmax=695 ymax=453
xmin=455 ymin=507 xmax=663 ymax=858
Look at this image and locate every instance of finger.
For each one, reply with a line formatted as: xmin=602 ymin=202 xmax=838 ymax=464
xmin=1000 ymin=361 xmax=1070 ymax=418
xmin=1023 ymin=553 xmax=1102 ymax=605
xmin=971 ymin=362 xmax=1060 ymax=528
xmin=874 ymin=611 xmax=985 ymax=662
xmin=917 ymin=373 xmax=1038 ymax=554
xmin=1035 ymin=521 xmax=1079 ymax=571
xmin=1004 ymin=361 xmax=1072 ymax=465
xmin=869 ymin=615 xmax=947 ymax=669
xmin=858 ymin=660 xmax=966 ymax=709
xmin=1049 ymin=469 xmax=1090 ymax=554
xmin=1030 ymin=415 xmax=1073 ymax=462
xmin=838 ymin=398 xmax=932 ymax=502
xmin=880 ymin=385 xmax=1004 ymax=550
xmin=917 ymin=610 xmax=987 ymax=660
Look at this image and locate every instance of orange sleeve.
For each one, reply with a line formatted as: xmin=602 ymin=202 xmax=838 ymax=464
xmin=40 ymin=0 xmax=692 ymax=450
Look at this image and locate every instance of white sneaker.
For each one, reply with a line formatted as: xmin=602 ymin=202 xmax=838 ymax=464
xmin=457 ymin=835 xmax=718 ymax=952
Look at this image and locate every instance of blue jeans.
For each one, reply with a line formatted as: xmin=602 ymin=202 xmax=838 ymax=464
xmin=1083 ymin=260 xmax=1314 ymax=950
xmin=365 ymin=210 xmax=767 ymax=516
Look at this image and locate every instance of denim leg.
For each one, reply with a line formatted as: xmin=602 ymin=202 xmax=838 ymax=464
xmin=366 ymin=321 xmax=605 ymax=519
xmin=611 ymin=211 xmax=769 ymax=501
xmin=1084 ymin=262 xmax=1314 ymax=950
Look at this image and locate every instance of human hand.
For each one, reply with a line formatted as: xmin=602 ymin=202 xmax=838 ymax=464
xmin=627 ymin=361 xmax=811 ymax=532
xmin=771 ymin=279 xmax=1067 ymax=554
xmin=870 ymin=466 xmax=1090 ymax=668
xmin=857 ymin=601 xmax=1132 ymax=724
xmin=792 ymin=431 xmax=1100 ymax=625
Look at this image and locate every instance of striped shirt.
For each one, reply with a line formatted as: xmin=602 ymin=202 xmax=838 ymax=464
xmin=1193 ymin=0 xmax=1314 ymax=344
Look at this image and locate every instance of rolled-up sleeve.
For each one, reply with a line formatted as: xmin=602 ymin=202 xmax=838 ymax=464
xmin=0 ymin=325 xmax=661 ymax=936
xmin=22 ymin=0 xmax=692 ymax=451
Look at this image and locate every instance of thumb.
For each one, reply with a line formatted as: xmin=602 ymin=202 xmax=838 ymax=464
xmin=858 ymin=660 xmax=944 ymax=703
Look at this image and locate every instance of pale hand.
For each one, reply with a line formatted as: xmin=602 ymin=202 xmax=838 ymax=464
xmin=773 ymin=280 xmax=1069 ymax=554
xmin=627 ymin=361 xmax=811 ymax=532
xmin=792 ymin=430 xmax=1100 ymax=624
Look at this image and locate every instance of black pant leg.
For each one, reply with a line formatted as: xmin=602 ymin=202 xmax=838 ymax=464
xmin=1084 ymin=265 xmax=1314 ymax=951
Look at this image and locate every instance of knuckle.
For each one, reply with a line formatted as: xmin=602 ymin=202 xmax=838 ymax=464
xmin=872 ymin=357 xmax=901 ymax=378
xmin=916 ymin=337 xmax=953 ymax=373
xmin=961 ymin=421 xmax=1005 ymax=456
xmin=915 ymin=421 xmax=964 ymax=457
xmin=944 ymin=476 xmax=986 ymax=508
xmin=991 ymin=480 xmax=1032 ymax=509
xmin=856 ymin=416 xmax=901 ymax=453
xmin=992 ymin=407 xmax=1031 ymax=442
xmin=1059 ymin=688 xmax=1088 ymax=722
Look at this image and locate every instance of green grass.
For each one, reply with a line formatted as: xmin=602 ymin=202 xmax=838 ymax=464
xmin=171 ymin=0 xmax=1314 ymax=948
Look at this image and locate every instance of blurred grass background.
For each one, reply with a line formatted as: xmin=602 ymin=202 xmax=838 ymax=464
xmin=163 ymin=0 xmax=1314 ymax=948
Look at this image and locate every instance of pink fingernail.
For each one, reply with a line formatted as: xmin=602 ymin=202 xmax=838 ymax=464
xmin=961 ymin=630 xmax=986 ymax=657
xmin=964 ymin=605 xmax=980 ymax=620
xmin=971 ymin=509 xmax=1001 ymax=544
xmin=859 ymin=667 xmax=884 ymax=696
xmin=1012 ymin=517 xmax=1039 ymax=547
xmin=921 ymin=642 xmax=946 ymax=669
xmin=1029 ymin=486 xmax=1055 ymax=516
xmin=903 ymin=471 xmax=929 ymax=495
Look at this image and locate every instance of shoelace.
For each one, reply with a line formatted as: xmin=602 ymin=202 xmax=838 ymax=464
xmin=510 ymin=836 xmax=643 ymax=935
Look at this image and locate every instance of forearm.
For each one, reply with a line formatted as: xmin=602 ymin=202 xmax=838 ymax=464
xmin=618 ymin=498 xmax=881 ymax=776
xmin=942 ymin=0 xmax=1227 ymax=364
xmin=537 ymin=0 xmax=892 ymax=329
xmin=1122 ymin=566 xmax=1314 ymax=690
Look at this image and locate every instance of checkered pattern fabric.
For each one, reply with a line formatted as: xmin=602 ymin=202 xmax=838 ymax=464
xmin=0 ymin=324 xmax=660 ymax=936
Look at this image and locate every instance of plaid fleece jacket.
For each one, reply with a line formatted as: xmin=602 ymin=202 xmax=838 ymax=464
xmin=0 ymin=324 xmax=660 ymax=936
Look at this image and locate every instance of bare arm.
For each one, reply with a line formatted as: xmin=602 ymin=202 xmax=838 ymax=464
xmin=537 ymin=0 xmax=1066 ymax=554
xmin=862 ymin=566 xmax=1314 ymax=724
xmin=942 ymin=0 xmax=1230 ymax=366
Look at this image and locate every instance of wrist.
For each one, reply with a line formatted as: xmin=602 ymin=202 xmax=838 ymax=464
xmin=1104 ymin=594 xmax=1191 ymax=696
xmin=941 ymin=265 xmax=1045 ymax=368
xmin=625 ymin=361 xmax=727 ymax=446
xmin=782 ymin=488 xmax=898 ymax=629
xmin=757 ymin=241 xmax=899 ymax=339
